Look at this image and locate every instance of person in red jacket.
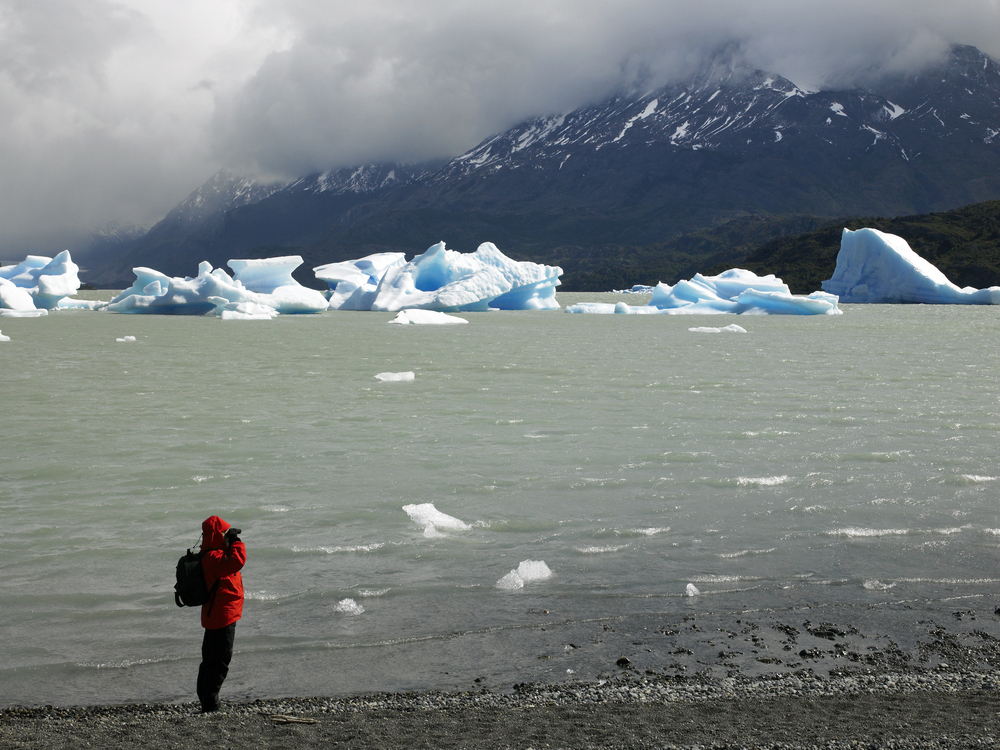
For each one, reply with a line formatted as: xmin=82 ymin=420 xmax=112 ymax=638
xmin=197 ymin=515 xmax=246 ymax=712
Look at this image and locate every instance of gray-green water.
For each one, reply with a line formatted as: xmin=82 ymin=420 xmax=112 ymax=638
xmin=2 ymin=297 xmax=999 ymax=707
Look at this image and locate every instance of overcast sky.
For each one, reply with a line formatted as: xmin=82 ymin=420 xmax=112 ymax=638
xmin=2 ymin=0 xmax=999 ymax=255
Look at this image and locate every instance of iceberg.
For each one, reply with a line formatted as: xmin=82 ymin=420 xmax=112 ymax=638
xmin=822 ymin=227 xmax=1000 ymax=304
xmin=321 ymin=242 xmax=562 ymax=312
xmin=565 ymin=269 xmax=841 ymax=315
xmin=0 ymin=330 xmax=9 ymax=342
xmin=0 ymin=251 xmax=81 ymax=311
xmin=106 ymin=256 xmax=327 ymax=315
xmin=315 ymin=253 xmax=407 ymax=311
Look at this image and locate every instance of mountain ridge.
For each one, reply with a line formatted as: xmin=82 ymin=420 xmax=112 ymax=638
xmin=84 ymin=45 xmax=1000 ymax=290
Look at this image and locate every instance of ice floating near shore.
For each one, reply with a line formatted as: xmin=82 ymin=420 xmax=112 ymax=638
xmin=107 ymin=256 xmax=327 ymax=315
xmin=686 ymin=583 xmax=700 ymax=596
xmin=0 ymin=251 xmax=81 ymax=312
xmin=389 ymin=309 xmax=468 ymax=325
xmin=495 ymin=560 xmax=553 ymax=590
xmin=320 ymin=242 xmax=563 ymax=312
xmin=0 ymin=330 xmax=9 ymax=341
xmin=403 ymin=503 xmax=471 ymax=538
xmin=566 ymin=269 xmax=841 ymax=315
xmin=116 ymin=336 xmax=136 ymax=343
xmin=333 ymin=598 xmax=365 ymax=615
xmin=375 ymin=371 xmax=415 ymax=382
xmin=822 ymin=227 xmax=1000 ymax=304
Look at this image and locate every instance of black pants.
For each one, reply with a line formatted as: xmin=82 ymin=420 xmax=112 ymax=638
xmin=197 ymin=623 xmax=236 ymax=711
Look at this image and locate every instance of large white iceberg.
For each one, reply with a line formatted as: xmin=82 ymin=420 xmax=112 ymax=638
xmin=822 ymin=228 xmax=1000 ymax=304
xmin=319 ymin=242 xmax=563 ymax=312
xmin=0 ymin=250 xmax=81 ymax=312
xmin=106 ymin=256 xmax=328 ymax=315
xmin=565 ymin=269 xmax=841 ymax=315
xmin=315 ymin=252 xmax=407 ymax=311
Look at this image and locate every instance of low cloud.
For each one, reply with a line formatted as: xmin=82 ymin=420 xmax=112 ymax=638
xmin=1 ymin=0 xmax=999 ymax=254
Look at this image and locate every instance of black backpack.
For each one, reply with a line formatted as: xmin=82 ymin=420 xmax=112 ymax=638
xmin=174 ymin=549 xmax=219 ymax=609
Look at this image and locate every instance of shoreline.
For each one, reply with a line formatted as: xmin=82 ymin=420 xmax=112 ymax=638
xmin=6 ymin=602 xmax=1000 ymax=747
xmin=3 ymin=669 xmax=1000 ymax=748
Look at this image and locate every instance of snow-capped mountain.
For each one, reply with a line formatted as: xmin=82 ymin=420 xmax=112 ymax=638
xmin=88 ymin=45 xmax=1000 ymax=289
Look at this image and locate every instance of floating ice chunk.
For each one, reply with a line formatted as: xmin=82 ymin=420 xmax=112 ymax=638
xmin=0 ymin=251 xmax=81 ymax=309
xmin=213 ymin=300 xmax=280 ymax=320
xmin=689 ymin=324 xmax=747 ymax=333
xmin=0 ymin=277 xmax=38 ymax=311
xmin=372 ymin=242 xmax=512 ymax=312
xmin=495 ymin=570 xmax=524 ymax=589
xmin=515 ymin=560 xmax=553 ymax=582
xmin=0 ymin=330 xmax=9 ymax=342
xmin=333 ymin=598 xmax=365 ymax=615
xmin=375 ymin=371 xmax=415 ymax=382
xmin=496 ymin=560 xmax=553 ymax=589
xmin=467 ymin=242 xmax=562 ymax=310
xmin=403 ymin=503 xmax=471 ymax=537
xmin=116 ymin=336 xmax=136 ymax=342
xmin=316 ymin=253 xmax=407 ymax=310
xmin=228 ymin=256 xmax=329 ymax=313
xmin=388 ymin=309 xmax=468 ymax=325
xmin=566 ymin=269 xmax=840 ymax=315
xmin=57 ymin=297 xmax=107 ymax=310
xmin=686 ymin=583 xmax=700 ymax=596
xmin=108 ymin=257 xmax=327 ymax=315
xmin=822 ymin=227 xmax=1000 ymax=304
xmin=368 ymin=241 xmax=562 ymax=312
xmin=0 ymin=308 xmax=47 ymax=317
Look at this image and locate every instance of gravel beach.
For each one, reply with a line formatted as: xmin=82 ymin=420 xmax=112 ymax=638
xmin=6 ymin=604 xmax=1000 ymax=749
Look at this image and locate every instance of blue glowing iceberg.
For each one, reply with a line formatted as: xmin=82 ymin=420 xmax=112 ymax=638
xmin=565 ymin=269 xmax=841 ymax=315
xmin=822 ymin=228 xmax=1000 ymax=304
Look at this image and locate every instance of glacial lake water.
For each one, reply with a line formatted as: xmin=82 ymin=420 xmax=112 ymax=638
xmin=2 ymin=295 xmax=1000 ymax=707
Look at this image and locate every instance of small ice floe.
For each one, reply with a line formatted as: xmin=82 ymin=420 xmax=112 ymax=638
xmin=403 ymin=502 xmax=471 ymax=537
xmin=0 ymin=330 xmax=9 ymax=342
xmin=116 ymin=335 xmax=136 ymax=342
xmin=388 ymin=309 xmax=468 ymax=325
xmin=495 ymin=560 xmax=553 ymax=590
xmin=333 ymin=598 xmax=365 ymax=615
xmin=375 ymin=371 xmax=415 ymax=382
xmin=216 ymin=300 xmax=279 ymax=320
xmin=689 ymin=324 xmax=747 ymax=333
xmin=686 ymin=583 xmax=700 ymax=597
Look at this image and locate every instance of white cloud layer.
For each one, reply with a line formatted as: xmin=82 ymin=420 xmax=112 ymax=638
xmin=1 ymin=0 xmax=999 ymax=254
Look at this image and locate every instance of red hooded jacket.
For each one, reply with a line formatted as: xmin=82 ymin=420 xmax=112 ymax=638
xmin=200 ymin=515 xmax=246 ymax=630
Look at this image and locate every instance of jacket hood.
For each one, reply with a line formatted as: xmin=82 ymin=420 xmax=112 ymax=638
xmin=202 ymin=515 xmax=231 ymax=551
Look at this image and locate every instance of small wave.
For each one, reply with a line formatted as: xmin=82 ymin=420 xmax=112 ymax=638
xmin=291 ymin=543 xmax=385 ymax=554
xmin=895 ymin=577 xmax=1000 ymax=585
xmin=863 ymin=579 xmax=896 ymax=590
xmin=689 ymin=574 xmax=755 ymax=583
xmin=933 ymin=527 xmax=966 ymax=535
xmin=962 ymin=474 xmax=999 ymax=483
xmin=191 ymin=475 xmax=213 ymax=483
xmin=261 ymin=506 xmax=290 ymax=512
xmin=737 ymin=476 xmax=790 ymax=487
xmin=357 ymin=588 xmax=390 ymax=597
xmin=828 ymin=528 xmax=909 ymax=537
xmin=719 ymin=548 xmax=776 ymax=558
xmin=789 ymin=505 xmax=828 ymax=513
xmin=574 ymin=544 xmax=629 ymax=554
xmin=245 ymin=590 xmax=282 ymax=601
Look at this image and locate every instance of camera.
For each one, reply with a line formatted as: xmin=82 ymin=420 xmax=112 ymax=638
xmin=224 ymin=527 xmax=242 ymax=543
